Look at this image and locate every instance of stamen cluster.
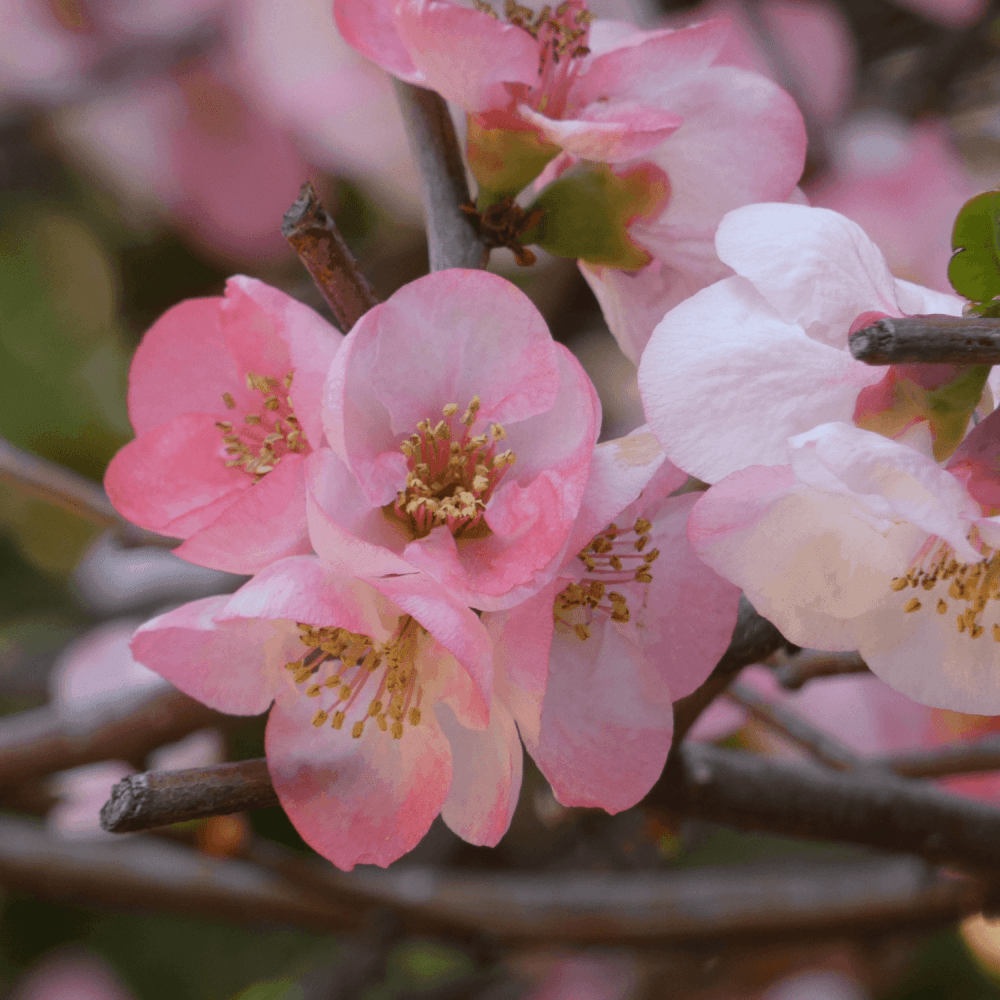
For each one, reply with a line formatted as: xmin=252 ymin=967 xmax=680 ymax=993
xmin=892 ymin=536 xmax=1000 ymax=642
xmin=555 ymin=517 xmax=660 ymax=640
xmin=216 ymin=371 xmax=304 ymax=479
xmin=285 ymin=617 xmax=426 ymax=740
xmin=391 ymin=396 xmax=516 ymax=539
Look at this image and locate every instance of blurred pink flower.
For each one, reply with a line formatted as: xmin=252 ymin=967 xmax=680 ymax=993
xmin=105 ymin=276 xmax=341 ymax=574
xmin=893 ymin=0 xmax=987 ymax=27
xmin=311 ymin=268 xmax=600 ymax=610
xmin=524 ymin=954 xmax=638 ymax=1000
xmin=486 ymin=429 xmax=740 ymax=811
xmin=638 ymin=203 xmax=965 ymax=485
xmin=689 ymin=419 xmax=1000 ymax=713
xmin=8 ymin=948 xmax=135 ymax=1000
xmin=809 ymin=116 xmax=977 ymax=293
xmin=132 ymin=556 xmax=522 ymax=869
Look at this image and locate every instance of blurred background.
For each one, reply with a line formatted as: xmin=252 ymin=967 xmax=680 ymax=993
xmin=6 ymin=0 xmax=1000 ymax=997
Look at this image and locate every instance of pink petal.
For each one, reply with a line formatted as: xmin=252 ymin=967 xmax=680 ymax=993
xmin=437 ymin=696 xmax=522 ymax=846
xmin=538 ymin=613 xmax=673 ymax=812
xmin=11 ymin=951 xmax=136 ymax=1000
xmin=126 ymin=296 xmax=240 ymax=437
xmin=638 ymin=276 xmax=882 ymax=483
xmin=371 ymin=572 xmax=493 ymax=730
xmin=267 ymin=686 xmax=451 ymax=869
xmin=688 ymin=465 xmax=917 ymax=649
xmin=392 ymin=0 xmax=539 ymax=112
xmin=714 ymin=203 xmax=900 ymax=338
xmin=224 ymin=276 xmax=343 ymax=449
xmin=305 ymin=449 xmax=415 ymax=575
xmin=174 ymin=451 xmax=312 ymax=573
xmin=647 ymin=67 xmax=806 ymax=232
xmin=516 ymin=101 xmax=683 ymax=163
xmin=131 ymin=595 xmax=279 ymax=715
xmin=333 ymin=0 xmax=424 ymax=84
xmin=572 ymin=21 xmax=731 ymax=109
xmin=640 ymin=492 xmax=742 ymax=699
xmin=104 ymin=413 xmax=249 ymax=537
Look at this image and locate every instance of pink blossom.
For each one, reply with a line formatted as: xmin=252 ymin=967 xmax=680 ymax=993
xmin=311 ymin=268 xmax=600 ymax=610
xmin=105 ymin=276 xmax=341 ymax=574
xmin=523 ymin=955 xmax=638 ymax=1000
xmin=131 ymin=555 xmax=521 ymax=869
xmin=8 ymin=949 xmax=136 ymax=1000
xmin=809 ymin=116 xmax=977 ymax=293
xmin=485 ymin=428 xmax=740 ymax=811
xmin=688 ymin=419 xmax=1000 ymax=712
xmin=638 ymin=203 xmax=967 ymax=485
xmin=336 ymin=1 xmax=806 ymax=363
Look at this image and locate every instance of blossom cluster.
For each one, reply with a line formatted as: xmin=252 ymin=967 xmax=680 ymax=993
xmin=104 ymin=0 xmax=1000 ymax=870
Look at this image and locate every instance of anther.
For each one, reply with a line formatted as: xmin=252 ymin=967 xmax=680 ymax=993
xmin=409 ymin=707 xmax=421 ymax=726
xmin=443 ymin=403 xmax=459 ymax=417
xmin=903 ymin=598 xmax=921 ymax=612
xmin=634 ymin=518 xmax=652 ymax=534
xmin=391 ymin=720 xmax=404 ymax=739
xmin=332 ymin=711 xmax=345 ymax=730
xmin=222 ymin=392 xmax=236 ymax=409
xmin=937 ymin=599 xmax=948 ymax=614
xmin=351 ymin=721 xmax=365 ymax=739
xmin=312 ymin=710 xmax=328 ymax=727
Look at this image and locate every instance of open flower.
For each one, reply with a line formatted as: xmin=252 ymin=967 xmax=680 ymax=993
xmin=485 ymin=428 xmax=741 ymax=810
xmin=688 ymin=419 xmax=1000 ymax=712
xmin=105 ymin=276 xmax=341 ymax=574
xmin=638 ymin=202 xmax=970 ymax=485
xmin=336 ymin=0 xmax=805 ymax=360
xmin=311 ymin=268 xmax=600 ymax=610
xmin=131 ymin=555 xmax=521 ymax=869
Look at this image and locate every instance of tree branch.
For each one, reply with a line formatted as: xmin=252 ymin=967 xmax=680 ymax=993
xmin=726 ymin=682 xmax=862 ymax=770
xmin=771 ymin=649 xmax=871 ymax=690
xmin=282 ymin=181 xmax=379 ymax=331
xmin=849 ymin=314 xmax=1000 ymax=365
xmin=879 ymin=734 xmax=1000 ymax=780
xmin=393 ymin=81 xmax=489 ymax=271
xmin=0 ymin=688 xmax=224 ymax=789
xmin=0 ymin=436 xmax=167 ymax=546
xmin=101 ymin=758 xmax=278 ymax=832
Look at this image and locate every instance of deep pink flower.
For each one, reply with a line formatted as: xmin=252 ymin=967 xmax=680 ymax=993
xmin=638 ymin=203 xmax=969 ymax=485
xmin=689 ymin=419 xmax=1000 ymax=712
xmin=485 ymin=428 xmax=740 ymax=811
xmin=105 ymin=276 xmax=341 ymax=574
xmin=310 ymin=268 xmax=600 ymax=610
xmin=132 ymin=555 xmax=521 ymax=869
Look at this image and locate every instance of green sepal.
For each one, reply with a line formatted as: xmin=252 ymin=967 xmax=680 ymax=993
xmin=949 ymin=191 xmax=1000 ymax=302
xmin=521 ymin=163 xmax=668 ymax=270
xmin=466 ymin=114 xmax=560 ymax=207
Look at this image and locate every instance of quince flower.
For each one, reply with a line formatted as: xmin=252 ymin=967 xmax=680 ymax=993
xmin=485 ymin=428 xmax=740 ymax=810
xmin=105 ymin=277 xmax=341 ymax=574
xmin=132 ymin=556 xmax=521 ymax=869
xmin=688 ymin=419 xmax=1000 ymax=712
xmin=336 ymin=0 xmax=805 ymax=359
xmin=311 ymin=268 xmax=600 ymax=610
xmin=639 ymin=203 xmax=971 ymax=485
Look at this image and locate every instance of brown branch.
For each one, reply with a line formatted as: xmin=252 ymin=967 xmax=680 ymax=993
xmin=0 ymin=436 xmax=167 ymax=546
xmin=393 ymin=81 xmax=489 ymax=271
xmin=0 ymin=688 xmax=224 ymax=789
xmin=849 ymin=314 xmax=1000 ymax=365
xmin=281 ymin=181 xmax=379 ymax=331
xmin=726 ymin=681 xmax=862 ymax=771
xmin=671 ymin=594 xmax=790 ymax=745
xmin=655 ymin=742 xmax=1000 ymax=871
xmin=101 ymin=758 xmax=278 ymax=832
xmin=880 ymin=734 xmax=1000 ymax=780
xmin=771 ymin=649 xmax=871 ymax=690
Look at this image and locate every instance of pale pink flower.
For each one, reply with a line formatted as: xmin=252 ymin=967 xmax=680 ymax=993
xmin=132 ymin=555 xmax=521 ymax=869
xmin=336 ymin=0 xmax=805 ymax=363
xmin=9 ymin=949 xmax=136 ymax=1000
xmin=688 ymin=419 xmax=1000 ymax=712
xmin=485 ymin=428 xmax=740 ymax=811
xmin=809 ymin=116 xmax=977 ymax=293
xmin=638 ymin=202 xmax=966 ymax=485
xmin=523 ymin=954 xmax=638 ymax=1000
xmin=105 ymin=276 xmax=341 ymax=574
xmin=311 ymin=268 xmax=600 ymax=610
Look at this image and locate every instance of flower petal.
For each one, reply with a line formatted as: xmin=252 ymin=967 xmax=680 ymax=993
xmin=130 ymin=595 xmax=279 ymax=715
xmin=437 ymin=696 xmax=522 ymax=846
xmin=333 ymin=0 xmax=424 ymax=84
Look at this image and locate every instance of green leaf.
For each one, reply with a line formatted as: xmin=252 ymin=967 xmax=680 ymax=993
xmin=949 ymin=191 xmax=1000 ymax=302
xmin=522 ymin=163 xmax=668 ymax=270
xmin=233 ymin=979 xmax=303 ymax=1000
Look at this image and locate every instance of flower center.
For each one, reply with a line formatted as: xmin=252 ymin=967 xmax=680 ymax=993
xmin=216 ymin=371 xmax=306 ymax=480
xmin=474 ymin=0 xmax=593 ymax=117
xmin=554 ymin=517 xmax=659 ymax=640
xmin=891 ymin=531 xmax=1000 ymax=641
xmin=388 ymin=396 xmax=516 ymax=540
xmin=285 ymin=616 xmax=426 ymax=740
